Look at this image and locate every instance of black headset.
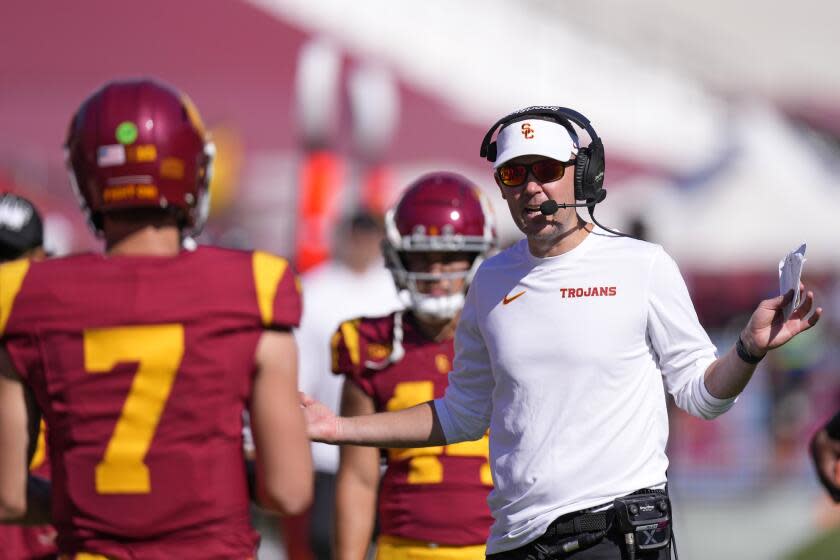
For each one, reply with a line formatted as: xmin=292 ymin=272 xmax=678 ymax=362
xmin=479 ymin=106 xmax=606 ymax=204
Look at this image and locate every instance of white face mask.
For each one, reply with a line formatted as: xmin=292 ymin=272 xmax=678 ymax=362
xmin=399 ymin=289 xmax=465 ymax=321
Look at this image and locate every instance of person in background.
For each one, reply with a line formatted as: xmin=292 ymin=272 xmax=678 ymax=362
xmin=0 ymin=79 xmax=312 ymax=558
xmin=811 ymin=411 xmax=840 ymax=503
xmin=0 ymin=192 xmax=55 ymax=559
xmin=0 ymin=193 xmax=47 ymax=263
xmin=287 ymin=209 xmax=402 ymax=560
xmin=333 ymin=172 xmax=496 ymax=560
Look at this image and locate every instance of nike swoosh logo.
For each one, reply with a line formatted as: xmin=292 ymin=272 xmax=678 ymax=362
xmin=502 ymin=290 xmax=526 ymax=305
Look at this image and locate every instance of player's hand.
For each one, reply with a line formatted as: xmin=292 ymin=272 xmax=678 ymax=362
xmin=740 ymin=282 xmax=821 ymax=356
xmin=810 ymin=429 xmax=840 ymax=502
xmin=300 ymin=392 xmax=340 ymax=443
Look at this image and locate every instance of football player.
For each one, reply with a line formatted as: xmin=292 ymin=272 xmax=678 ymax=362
xmin=332 ymin=172 xmax=496 ymax=560
xmin=0 ymin=79 xmax=312 ymax=559
xmin=0 ymin=193 xmax=57 ymax=559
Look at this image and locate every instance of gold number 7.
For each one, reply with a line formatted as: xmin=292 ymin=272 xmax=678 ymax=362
xmin=83 ymin=324 xmax=184 ymax=494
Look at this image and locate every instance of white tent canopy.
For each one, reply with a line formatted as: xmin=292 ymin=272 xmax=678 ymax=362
xmin=250 ymin=0 xmax=730 ymax=172
xmin=536 ymin=0 xmax=840 ymax=102
xmin=250 ymin=0 xmax=840 ymax=268
xmin=602 ymin=104 xmax=840 ymax=268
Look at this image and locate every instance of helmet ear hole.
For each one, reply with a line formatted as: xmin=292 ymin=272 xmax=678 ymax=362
xmin=91 ymin=213 xmax=104 ymax=234
xmin=396 ymin=251 xmax=411 ymax=274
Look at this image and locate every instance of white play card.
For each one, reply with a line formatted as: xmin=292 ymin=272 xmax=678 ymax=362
xmin=778 ymin=243 xmax=806 ymax=320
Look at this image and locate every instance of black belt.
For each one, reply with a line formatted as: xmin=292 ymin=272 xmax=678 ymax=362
xmin=542 ymin=488 xmax=664 ymax=539
xmin=487 ymin=490 xmax=668 ymax=559
xmin=542 ymin=508 xmax=614 ymax=538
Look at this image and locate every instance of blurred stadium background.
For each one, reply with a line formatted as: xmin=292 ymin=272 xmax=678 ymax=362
xmin=3 ymin=1 xmax=840 ymax=558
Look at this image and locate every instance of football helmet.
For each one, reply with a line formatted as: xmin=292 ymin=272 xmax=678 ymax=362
xmin=383 ymin=172 xmax=496 ymax=320
xmin=65 ymin=79 xmax=214 ymax=236
xmin=0 ymin=193 xmax=43 ymax=261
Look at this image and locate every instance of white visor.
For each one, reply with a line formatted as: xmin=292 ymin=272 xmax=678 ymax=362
xmin=493 ymin=119 xmax=578 ymax=168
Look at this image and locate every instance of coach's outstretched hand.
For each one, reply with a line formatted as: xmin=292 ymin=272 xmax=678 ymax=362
xmin=739 ymin=283 xmax=821 ymax=357
xmin=300 ymin=392 xmax=340 ymax=444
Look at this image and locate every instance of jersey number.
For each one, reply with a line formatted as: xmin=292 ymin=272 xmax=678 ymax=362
xmin=83 ymin=324 xmax=185 ymax=494
xmin=386 ymin=381 xmax=492 ymax=486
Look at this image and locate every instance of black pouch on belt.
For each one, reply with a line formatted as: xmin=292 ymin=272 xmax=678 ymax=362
xmin=613 ymin=490 xmax=671 ymax=553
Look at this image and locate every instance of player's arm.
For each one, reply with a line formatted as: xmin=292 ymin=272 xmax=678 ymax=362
xmin=0 ymin=346 xmax=49 ymax=524
xmin=335 ymin=381 xmax=380 ymax=560
xmin=250 ymin=330 xmax=313 ymax=515
xmin=704 ymin=284 xmax=821 ymax=399
xmin=0 ymin=346 xmax=28 ymax=520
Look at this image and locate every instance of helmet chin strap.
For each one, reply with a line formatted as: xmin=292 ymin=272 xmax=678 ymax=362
xmin=400 ymin=290 xmax=464 ymax=321
xmin=365 ymin=311 xmax=406 ymax=370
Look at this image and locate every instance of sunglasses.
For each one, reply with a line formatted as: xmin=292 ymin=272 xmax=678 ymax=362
xmin=496 ymin=158 xmax=574 ymax=187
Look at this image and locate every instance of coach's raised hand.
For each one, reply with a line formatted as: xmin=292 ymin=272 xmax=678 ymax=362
xmin=740 ymin=282 xmax=822 ymax=358
xmin=704 ymin=282 xmax=822 ymax=401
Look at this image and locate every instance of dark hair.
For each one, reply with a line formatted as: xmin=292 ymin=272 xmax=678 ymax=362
xmin=346 ymin=210 xmax=383 ymax=235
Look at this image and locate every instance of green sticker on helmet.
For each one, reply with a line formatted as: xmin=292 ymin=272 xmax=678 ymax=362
xmin=115 ymin=121 xmax=138 ymax=145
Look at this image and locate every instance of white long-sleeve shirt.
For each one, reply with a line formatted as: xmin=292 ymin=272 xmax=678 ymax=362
xmin=434 ymin=229 xmax=735 ymax=554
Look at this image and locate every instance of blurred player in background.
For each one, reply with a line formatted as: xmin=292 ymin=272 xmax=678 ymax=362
xmin=290 ymin=209 xmax=401 ymax=560
xmin=811 ymin=410 xmax=840 ymax=503
xmin=332 ymin=173 xmax=496 ymax=560
xmin=0 ymin=193 xmax=47 ymax=263
xmin=0 ymin=193 xmax=56 ymax=558
xmin=0 ymin=79 xmax=312 ymax=559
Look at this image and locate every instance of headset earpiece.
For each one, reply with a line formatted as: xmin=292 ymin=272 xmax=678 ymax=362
xmin=580 ymin=137 xmax=605 ymax=202
xmin=574 ymin=147 xmax=590 ymax=201
xmin=486 ymin=141 xmax=497 ymax=162
xmin=574 ymin=138 xmax=606 ymax=201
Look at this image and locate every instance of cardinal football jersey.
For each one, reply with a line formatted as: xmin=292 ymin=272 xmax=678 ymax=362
xmin=0 ymin=246 xmax=300 ymax=559
xmin=332 ymin=312 xmax=492 ymax=546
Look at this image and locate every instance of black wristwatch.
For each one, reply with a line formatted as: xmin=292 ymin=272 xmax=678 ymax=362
xmin=735 ymin=336 xmax=765 ymax=365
